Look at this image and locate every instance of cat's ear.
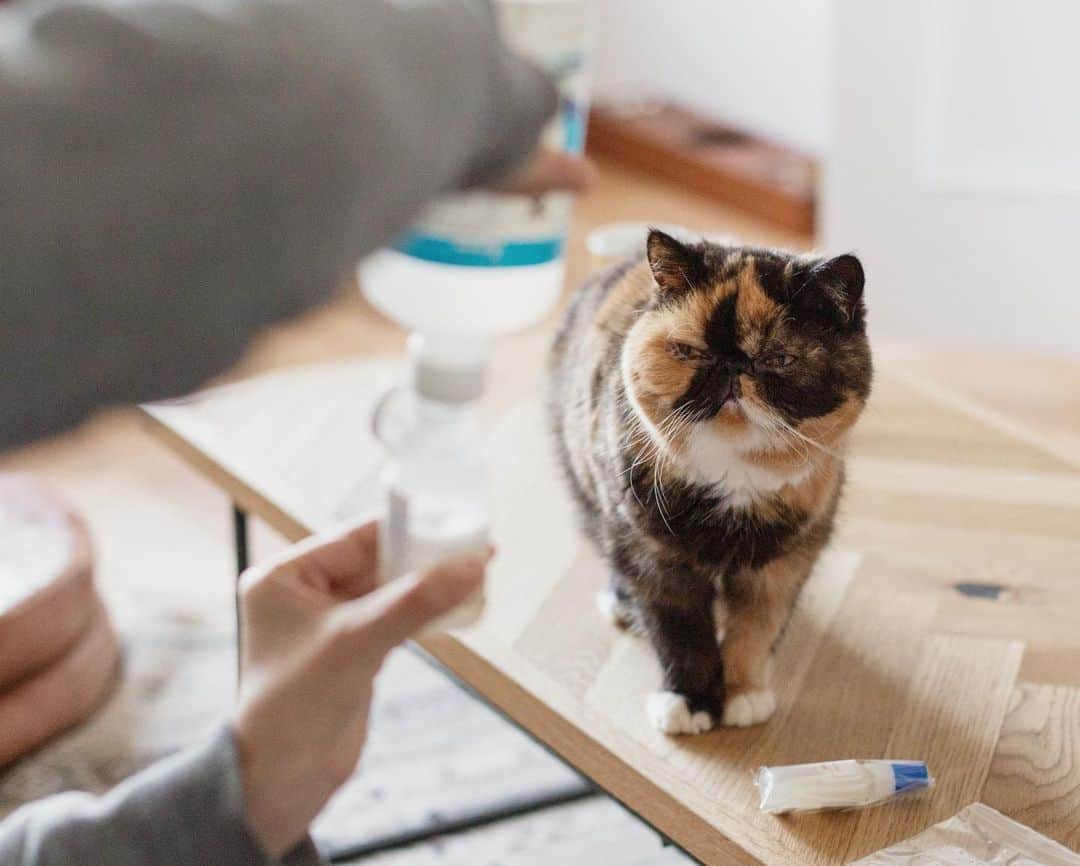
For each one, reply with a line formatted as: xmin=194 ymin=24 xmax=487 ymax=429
xmin=793 ymin=253 xmax=865 ymax=325
xmin=646 ymin=229 xmax=707 ymax=296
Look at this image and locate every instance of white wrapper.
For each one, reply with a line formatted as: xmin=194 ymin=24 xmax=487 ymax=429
xmin=850 ymin=802 xmax=1080 ymax=866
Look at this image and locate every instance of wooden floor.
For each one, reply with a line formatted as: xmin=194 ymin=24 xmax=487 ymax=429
xmin=4 ymin=159 xmax=1080 ymax=863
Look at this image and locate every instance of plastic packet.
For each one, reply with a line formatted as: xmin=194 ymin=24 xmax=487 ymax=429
xmin=755 ymin=759 xmax=933 ymax=814
xmin=850 ymin=802 xmax=1080 ymax=866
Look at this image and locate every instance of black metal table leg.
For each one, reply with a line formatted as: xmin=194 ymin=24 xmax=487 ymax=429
xmin=233 ymin=504 xmax=250 ymax=575
xmin=232 ymin=504 xmax=249 ymax=682
xmin=400 ymin=645 xmax=705 ymax=866
xmin=323 ymin=779 xmax=597 ymax=863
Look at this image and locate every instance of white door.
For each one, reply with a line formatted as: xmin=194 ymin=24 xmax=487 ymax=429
xmin=823 ymin=0 xmax=1080 ymax=355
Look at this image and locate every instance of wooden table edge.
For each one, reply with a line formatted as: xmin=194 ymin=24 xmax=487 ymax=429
xmin=137 ymin=402 xmax=763 ymax=866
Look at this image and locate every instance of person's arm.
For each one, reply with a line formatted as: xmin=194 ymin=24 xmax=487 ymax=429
xmin=0 ymin=522 xmax=488 ymax=865
xmin=0 ymin=0 xmax=558 ymax=450
xmin=0 ymin=730 xmax=322 ymax=865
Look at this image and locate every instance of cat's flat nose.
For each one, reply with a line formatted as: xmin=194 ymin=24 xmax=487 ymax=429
xmin=726 ymin=376 xmax=742 ymax=401
xmin=716 ymin=373 xmax=741 ymax=406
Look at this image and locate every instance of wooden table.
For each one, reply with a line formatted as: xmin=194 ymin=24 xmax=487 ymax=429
xmin=140 ymin=325 xmax=1080 ymax=864
xmin=133 ymin=144 xmax=1079 ymax=866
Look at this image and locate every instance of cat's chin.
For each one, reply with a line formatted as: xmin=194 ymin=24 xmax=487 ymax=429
xmin=689 ymin=408 xmax=773 ymax=451
xmin=632 ymin=401 xmax=770 ymax=465
xmin=678 ymin=422 xmax=812 ymax=505
xmin=737 ymin=399 xmax=783 ymax=439
xmin=630 ymin=397 xmax=754 ymax=457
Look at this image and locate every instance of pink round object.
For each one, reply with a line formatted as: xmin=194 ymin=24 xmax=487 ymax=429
xmin=0 ymin=474 xmax=119 ymax=763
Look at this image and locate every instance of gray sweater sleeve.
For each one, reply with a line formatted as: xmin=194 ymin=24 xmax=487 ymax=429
xmin=0 ymin=0 xmax=557 ymax=450
xmin=0 ymin=727 xmax=322 ymax=865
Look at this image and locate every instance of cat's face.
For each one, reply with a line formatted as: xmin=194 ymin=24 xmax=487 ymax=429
xmin=622 ymin=231 xmax=872 ymax=460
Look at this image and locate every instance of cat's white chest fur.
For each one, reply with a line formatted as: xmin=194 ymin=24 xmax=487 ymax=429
xmin=680 ymin=425 xmax=811 ymax=508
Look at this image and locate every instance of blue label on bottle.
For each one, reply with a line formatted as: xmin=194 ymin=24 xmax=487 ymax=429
xmin=393 ymin=233 xmax=565 ymax=268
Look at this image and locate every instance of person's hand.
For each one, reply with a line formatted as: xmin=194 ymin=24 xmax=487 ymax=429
xmin=496 ymin=147 xmax=594 ymax=196
xmin=231 ymin=520 xmax=488 ymax=858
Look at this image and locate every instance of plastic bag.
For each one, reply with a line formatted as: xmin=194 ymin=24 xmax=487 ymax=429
xmin=850 ymin=802 xmax=1080 ymax=866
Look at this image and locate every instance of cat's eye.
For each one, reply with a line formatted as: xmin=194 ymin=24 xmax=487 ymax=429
xmin=759 ymin=353 xmax=796 ymax=371
xmin=670 ymin=342 xmax=703 ymax=361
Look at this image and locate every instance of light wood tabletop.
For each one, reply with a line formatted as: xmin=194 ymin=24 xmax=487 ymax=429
xmin=139 ymin=166 xmax=1080 ymax=864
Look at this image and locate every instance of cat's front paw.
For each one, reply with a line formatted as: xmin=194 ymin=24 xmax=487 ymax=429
xmin=647 ymin=691 xmax=715 ymax=735
xmin=722 ymin=689 xmax=776 ymax=727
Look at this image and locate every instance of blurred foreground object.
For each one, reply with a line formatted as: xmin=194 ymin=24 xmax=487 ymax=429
xmin=0 ymin=474 xmax=119 ymax=765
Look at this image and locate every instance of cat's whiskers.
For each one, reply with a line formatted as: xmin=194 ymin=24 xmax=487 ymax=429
xmin=767 ymin=413 xmax=842 ymax=460
xmin=619 ymin=412 xmax=664 ymax=480
xmin=619 ymin=400 xmax=698 ymax=531
xmin=738 ymin=398 xmax=809 ymax=461
xmin=747 ymin=404 xmax=841 ymax=463
xmin=658 ymin=404 xmax=699 ymax=455
xmin=750 ymin=411 xmax=814 ymax=466
xmin=618 ymin=400 xmax=692 ymax=480
xmin=650 ymin=403 xmax=699 ymax=533
xmin=652 ymin=468 xmax=673 ymax=533
xmin=613 ymin=400 xmax=652 ymax=450
xmin=623 ymin=443 xmax=657 ymax=482
xmin=625 ymin=407 xmax=685 ymax=517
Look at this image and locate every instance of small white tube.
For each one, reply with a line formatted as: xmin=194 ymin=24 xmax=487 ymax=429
xmin=755 ymin=760 xmax=933 ymax=814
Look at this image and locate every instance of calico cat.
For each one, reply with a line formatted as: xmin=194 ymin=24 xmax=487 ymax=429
xmin=548 ymin=230 xmax=872 ymax=735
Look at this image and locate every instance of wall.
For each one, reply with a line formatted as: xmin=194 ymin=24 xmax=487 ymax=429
xmin=590 ymin=0 xmax=831 ymax=156
xmin=823 ymin=0 xmax=1080 ymax=354
xmin=590 ymin=0 xmax=1080 ymax=354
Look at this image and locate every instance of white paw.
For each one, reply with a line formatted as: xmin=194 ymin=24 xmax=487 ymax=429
xmin=595 ymin=588 xmax=632 ymax=629
xmin=647 ymin=691 xmax=714 ymax=735
xmin=722 ymin=690 xmax=777 ymax=727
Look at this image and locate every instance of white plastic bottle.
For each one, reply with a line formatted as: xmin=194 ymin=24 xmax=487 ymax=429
xmin=359 ymin=0 xmax=590 ymax=340
xmin=373 ymin=336 xmax=489 ymax=631
xmin=363 ymin=1 xmax=589 ymax=629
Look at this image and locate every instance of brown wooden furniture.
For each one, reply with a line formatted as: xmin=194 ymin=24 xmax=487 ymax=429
xmin=588 ymin=103 xmax=816 ymax=234
xmin=139 ymin=331 xmax=1080 ymax=864
xmin=130 ymin=143 xmax=1078 ymax=863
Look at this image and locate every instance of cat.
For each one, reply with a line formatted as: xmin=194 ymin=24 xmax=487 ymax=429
xmin=547 ymin=229 xmax=872 ymax=735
